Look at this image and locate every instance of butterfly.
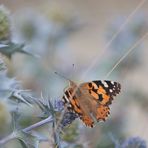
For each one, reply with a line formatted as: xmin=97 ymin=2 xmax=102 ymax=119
xmin=62 ymin=80 xmax=121 ymax=127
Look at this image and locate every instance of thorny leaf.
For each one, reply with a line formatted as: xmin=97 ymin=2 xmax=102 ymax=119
xmin=10 ymin=90 xmax=33 ymax=107
xmin=0 ymin=42 xmax=34 ymax=59
xmin=0 ymin=70 xmax=20 ymax=100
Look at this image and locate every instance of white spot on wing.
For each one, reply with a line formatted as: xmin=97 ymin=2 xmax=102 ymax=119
xmin=111 ymin=81 xmax=114 ymax=85
xmin=102 ymin=81 xmax=108 ymax=88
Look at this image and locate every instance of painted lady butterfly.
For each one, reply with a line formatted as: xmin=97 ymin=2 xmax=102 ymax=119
xmin=62 ymin=80 xmax=121 ymax=127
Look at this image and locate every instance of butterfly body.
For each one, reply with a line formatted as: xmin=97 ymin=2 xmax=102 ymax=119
xmin=62 ymin=80 xmax=121 ymax=127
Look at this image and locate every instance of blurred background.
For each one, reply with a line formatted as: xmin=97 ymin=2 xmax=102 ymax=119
xmin=0 ymin=0 xmax=148 ymax=147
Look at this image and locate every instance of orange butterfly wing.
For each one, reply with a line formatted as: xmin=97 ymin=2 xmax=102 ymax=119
xmin=62 ymin=80 xmax=121 ymax=127
xmin=80 ymin=80 xmax=121 ymax=105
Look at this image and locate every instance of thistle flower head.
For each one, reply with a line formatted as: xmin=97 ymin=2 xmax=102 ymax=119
xmin=121 ymin=137 xmax=147 ymax=148
xmin=0 ymin=5 xmax=11 ymax=41
xmin=53 ymin=99 xmax=78 ymax=128
xmin=60 ymin=111 xmax=78 ymax=128
xmin=54 ymin=99 xmax=64 ymax=112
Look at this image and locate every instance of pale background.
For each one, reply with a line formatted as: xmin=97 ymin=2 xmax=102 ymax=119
xmin=0 ymin=0 xmax=148 ymax=147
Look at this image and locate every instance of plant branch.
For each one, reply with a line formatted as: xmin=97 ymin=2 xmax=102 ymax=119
xmin=0 ymin=132 xmax=17 ymax=145
xmin=23 ymin=116 xmax=53 ymax=133
xmin=0 ymin=116 xmax=53 ymax=146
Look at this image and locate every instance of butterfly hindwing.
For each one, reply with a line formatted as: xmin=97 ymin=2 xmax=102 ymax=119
xmin=96 ymin=105 xmax=110 ymax=122
xmin=80 ymin=115 xmax=94 ymax=127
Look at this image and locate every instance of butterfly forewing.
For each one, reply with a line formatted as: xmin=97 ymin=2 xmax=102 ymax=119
xmin=80 ymin=80 xmax=121 ymax=105
xmin=93 ymin=80 xmax=121 ymax=96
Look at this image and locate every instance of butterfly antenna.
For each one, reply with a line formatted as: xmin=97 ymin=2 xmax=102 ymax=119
xmin=68 ymin=63 xmax=76 ymax=79
xmin=54 ymin=71 xmax=71 ymax=82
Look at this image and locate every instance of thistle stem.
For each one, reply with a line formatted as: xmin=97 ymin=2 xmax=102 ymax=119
xmin=0 ymin=116 xmax=53 ymax=146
